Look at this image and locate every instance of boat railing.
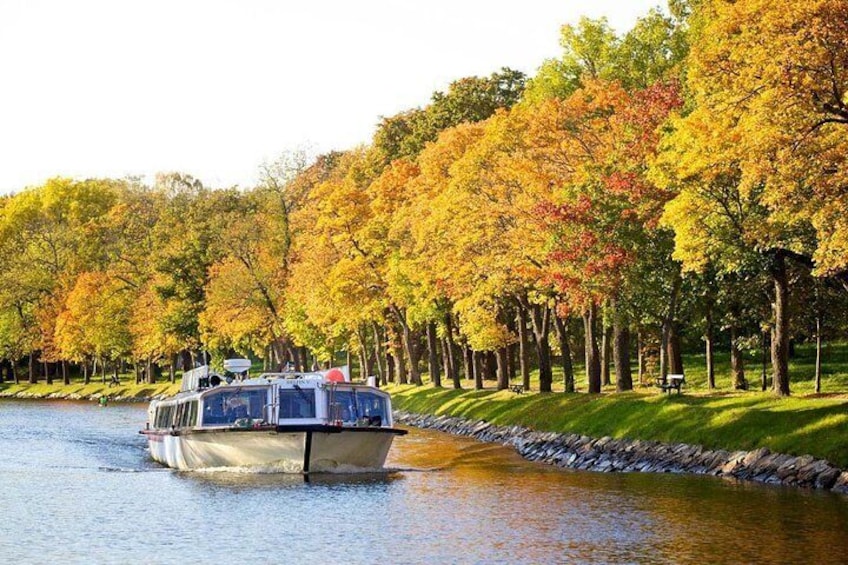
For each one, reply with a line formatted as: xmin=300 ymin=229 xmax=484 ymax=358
xmin=258 ymin=372 xmax=325 ymax=381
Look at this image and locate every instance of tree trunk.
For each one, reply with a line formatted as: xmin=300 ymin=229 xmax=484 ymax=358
xmin=386 ymin=352 xmax=395 ymax=383
xmin=292 ymin=347 xmax=302 ymax=372
xmin=45 ymin=361 xmax=52 ymax=385
xmin=483 ymin=352 xmax=497 ymax=381
xmin=612 ymin=298 xmax=632 ymax=392
xmin=771 ymin=252 xmax=790 ymax=395
xmin=601 ymin=320 xmax=612 ymax=387
xmin=584 ymin=304 xmax=601 ymax=394
xmin=523 ymin=299 xmax=552 ymax=392
xmin=463 ymin=346 xmax=473 ymax=381
xmin=762 ymin=329 xmax=769 ymax=392
xmin=730 ymin=325 xmax=746 ymax=389
xmin=62 ymin=360 xmax=69 ymax=386
xmin=659 ymin=320 xmax=669 ymax=382
xmin=169 ymin=353 xmax=177 ymax=383
xmin=394 ymin=338 xmax=408 ymax=385
xmin=426 ymin=322 xmax=441 ymax=387
xmin=28 ymin=353 xmax=36 ymax=384
xmin=507 ymin=342 xmax=516 ymax=382
xmin=12 ymin=360 xmax=19 ymax=385
xmin=553 ymin=314 xmax=574 ymax=393
xmin=372 ymin=323 xmax=386 ymax=385
xmin=472 ymin=350 xmax=483 ymax=390
xmin=659 ymin=272 xmax=682 ymax=382
xmin=496 ymin=347 xmax=509 ymax=390
xmin=395 ymin=312 xmax=421 ymax=385
xmin=517 ymin=306 xmax=531 ymax=392
xmin=147 ymin=357 xmax=157 ymax=385
xmin=667 ymin=323 xmax=684 ymax=375
xmin=637 ymin=330 xmax=644 ymax=385
xmin=705 ymin=302 xmax=715 ymax=390
xmin=443 ymin=313 xmax=460 ymax=389
xmin=358 ymin=346 xmax=368 ymax=380
xmin=441 ymin=337 xmax=454 ymax=388
xmin=815 ymin=314 xmax=822 ymax=394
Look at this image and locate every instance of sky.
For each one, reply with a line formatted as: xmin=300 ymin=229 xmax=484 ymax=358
xmin=0 ymin=0 xmax=664 ymax=192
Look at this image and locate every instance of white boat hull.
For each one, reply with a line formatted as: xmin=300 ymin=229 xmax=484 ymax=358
xmin=143 ymin=426 xmax=400 ymax=472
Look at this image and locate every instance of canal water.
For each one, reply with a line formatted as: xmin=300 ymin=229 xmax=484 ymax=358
xmin=1 ymin=400 xmax=846 ymax=564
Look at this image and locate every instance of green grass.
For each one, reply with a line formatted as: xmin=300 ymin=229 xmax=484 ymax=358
xmin=0 ymin=379 xmax=180 ymax=400
xmin=386 ymin=341 xmax=848 ymax=468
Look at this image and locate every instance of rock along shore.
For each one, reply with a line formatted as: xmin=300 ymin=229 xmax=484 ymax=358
xmin=394 ymin=411 xmax=848 ymax=495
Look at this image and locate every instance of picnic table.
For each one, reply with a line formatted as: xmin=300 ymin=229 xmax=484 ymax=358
xmin=656 ymin=374 xmax=685 ymax=394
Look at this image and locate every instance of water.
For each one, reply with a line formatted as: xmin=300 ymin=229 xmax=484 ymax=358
xmin=1 ymin=400 xmax=846 ymax=564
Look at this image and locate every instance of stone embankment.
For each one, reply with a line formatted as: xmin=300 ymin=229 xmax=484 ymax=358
xmin=394 ymin=411 xmax=848 ymax=494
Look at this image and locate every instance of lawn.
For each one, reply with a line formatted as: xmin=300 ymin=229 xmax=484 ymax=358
xmin=386 ymin=341 xmax=848 ymax=467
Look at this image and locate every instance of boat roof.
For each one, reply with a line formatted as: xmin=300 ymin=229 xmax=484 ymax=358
xmin=155 ymin=364 xmax=380 ymax=406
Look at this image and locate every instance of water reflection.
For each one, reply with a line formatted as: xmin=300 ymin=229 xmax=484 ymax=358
xmin=177 ymin=467 xmax=403 ymax=490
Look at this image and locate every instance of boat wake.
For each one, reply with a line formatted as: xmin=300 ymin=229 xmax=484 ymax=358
xmin=188 ymin=462 xmax=404 ymax=475
xmin=191 ymin=461 xmax=305 ymax=474
xmin=99 ymin=465 xmax=170 ymax=473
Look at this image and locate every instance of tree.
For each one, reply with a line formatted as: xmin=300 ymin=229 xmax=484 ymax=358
xmin=532 ymin=80 xmax=683 ymax=391
xmin=652 ymin=0 xmax=848 ymax=395
xmin=371 ymin=68 xmax=525 ymax=167
xmin=687 ymin=0 xmax=848 ymax=277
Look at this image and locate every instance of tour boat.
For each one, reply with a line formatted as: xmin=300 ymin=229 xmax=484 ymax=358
xmin=140 ymin=359 xmax=406 ymax=472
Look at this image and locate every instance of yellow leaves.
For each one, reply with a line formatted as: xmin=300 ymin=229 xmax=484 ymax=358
xmin=56 ymin=271 xmax=133 ymax=361
xmin=678 ymin=0 xmax=848 ymax=270
xmin=200 ymin=256 xmax=275 ymax=355
xmin=453 ymin=298 xmax=513 ymax=352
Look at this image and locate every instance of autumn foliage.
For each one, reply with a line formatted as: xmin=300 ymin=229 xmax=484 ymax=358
xmin=0 ymin=1 xmax=845 ymax=397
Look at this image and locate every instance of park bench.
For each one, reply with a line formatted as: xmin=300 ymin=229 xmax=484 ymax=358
xmin=656 ymin=374 xmax=685 ymax=395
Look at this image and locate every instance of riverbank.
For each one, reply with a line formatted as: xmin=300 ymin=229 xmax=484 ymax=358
xmin=394 ymin=411 xmax=848 ymax=494
xmin=0 ymin=381 xmax=179 ymax=402
xmin=5 ymin=378 xmax=847 ymax=493
xmin=385 ymin=384 xmax=848 ymax=492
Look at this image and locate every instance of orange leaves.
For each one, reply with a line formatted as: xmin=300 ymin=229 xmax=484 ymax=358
xmin=56 ymin=271 xmax=133 ymax=362
xmin=525 ymin=79 xmax=681 ymax=307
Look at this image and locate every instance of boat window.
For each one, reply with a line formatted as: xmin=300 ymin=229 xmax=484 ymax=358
xmin=328 ymin=390 xmax=388 ymax=426
xmin=202 ymin=389 xmax=267 ymax=425
xmin=179 ymin=400 xmax=197 ymax=428
xmin=155 ymin=404 xmax=175 ymax=429
xmin=175 ymin=403 xmax=186 ymax=427
xmin=278 ymin=388 xmax=316 ymax=420
xmin=329 ymin=390 xmax=357 ymax=423
xmin=356 ymin=391 xmax=388 ymax=426
xmin=187 ymin=401 xmax=197 ymax=427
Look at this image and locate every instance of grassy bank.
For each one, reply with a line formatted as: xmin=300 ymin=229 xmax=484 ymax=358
xmin=386 ymin=385 xmax=848 ymax=468
xmin=385 ymin=342 xmax=848 ymax=468
xmin=0 ymin=380 xmax=180 ymax=401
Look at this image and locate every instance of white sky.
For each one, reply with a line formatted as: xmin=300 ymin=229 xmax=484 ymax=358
xmin=0 ymin=0 xmax=663 ymax=192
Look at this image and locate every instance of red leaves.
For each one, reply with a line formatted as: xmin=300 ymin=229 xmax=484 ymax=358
xmin=534 ymin=196 xmax=594 ymax=225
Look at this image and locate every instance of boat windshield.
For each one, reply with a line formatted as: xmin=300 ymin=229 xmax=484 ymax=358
xmin=202 ymin=388 xmax=267 ymax=425
xmin=278 ymin=388 xmax=316 ymax=420
xmin=330 ymin=389 xmax=389 ymax=426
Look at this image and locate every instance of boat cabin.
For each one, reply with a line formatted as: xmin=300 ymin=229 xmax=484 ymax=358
xmin=147 ymin=368 xmax=393 ymax=432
